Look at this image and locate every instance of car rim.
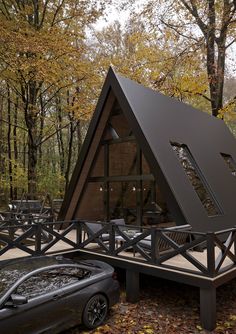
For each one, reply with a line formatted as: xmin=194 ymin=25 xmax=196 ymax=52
xmin=87 ymin=295 xmax=107 ymax=326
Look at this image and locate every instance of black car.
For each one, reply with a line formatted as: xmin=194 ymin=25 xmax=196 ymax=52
xmin=0 ymin=256 xmax=120 ymax=333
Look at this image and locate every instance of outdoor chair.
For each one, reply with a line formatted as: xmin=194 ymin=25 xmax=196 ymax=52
xmin=110 ymin=218 xmax=140 ymax=234
xmin=84 ymin=219 xmax=126 ymax=241
xmin=83 ymin=221 xmax=110 ymax=243
xmin=110 ymin=218 xmax=126 ymax=233
xmin=110 ymin=218 xmax=126 ymax=226
xmin=83 ymin=219 xmax=140 ymax=248
xmin=135 ymin=224 xmax=191 ymax=255
xmin=110 ymin=218 xmax=141 ymax=238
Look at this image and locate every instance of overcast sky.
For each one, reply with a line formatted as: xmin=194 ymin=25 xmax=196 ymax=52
xmin=94 ymin=1 xmax=236 ymax=77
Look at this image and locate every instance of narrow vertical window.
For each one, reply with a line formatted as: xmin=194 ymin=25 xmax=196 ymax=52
xmin=221 ymin=153 xmax=236 ymax=177
xmin=171 ymin=142 xmax=222 ymax=216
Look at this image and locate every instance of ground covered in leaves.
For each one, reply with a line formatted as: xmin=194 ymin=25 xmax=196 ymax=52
xmin=64 ymin=273 xmax=236 ymax=334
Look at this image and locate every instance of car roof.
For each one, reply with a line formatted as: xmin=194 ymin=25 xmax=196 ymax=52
xmin=0 ymin=256 xmax=74 ymax=272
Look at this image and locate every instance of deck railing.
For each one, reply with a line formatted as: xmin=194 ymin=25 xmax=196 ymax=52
xmin=76 ymin=221 xmax=236 ymax=278
xmin=0 ymin=219 xmax=80 ymax=257
xmin=0 ymin=219 xmax=236 ymax=278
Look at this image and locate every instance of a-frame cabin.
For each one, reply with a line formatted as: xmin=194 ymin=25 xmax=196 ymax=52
xmin=56 ymin=68 xmax=236 ymax=331
xmin=60 ymin=67 xmax=236 ymax=233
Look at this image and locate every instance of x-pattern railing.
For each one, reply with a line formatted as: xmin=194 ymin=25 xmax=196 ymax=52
xmin=0 ymin=220 xmax=80 ymax=257
xmin=210 ymin=228 xmax=236 ymax=276
xmin=113 ymin=227 xmax=152 ymax=261
xmin=111 ymin=225 xmax=210 ymax=275
xmin=78 ymin=222 xmax=111 ymax=253
xmin=0 ymin=224 xmax=36 ymax=256
xmin=1 ymin=219 xmax=236 ymax=278
xmin=78 ymin=221 xmax=236 ymax=277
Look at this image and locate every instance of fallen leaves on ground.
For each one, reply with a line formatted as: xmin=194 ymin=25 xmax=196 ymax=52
xmin=64 ymin=275 xmax=236 ymax=334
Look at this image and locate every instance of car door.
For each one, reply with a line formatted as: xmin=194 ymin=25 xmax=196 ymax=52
xmin=0 ymin=266 xmax=84 ymax=334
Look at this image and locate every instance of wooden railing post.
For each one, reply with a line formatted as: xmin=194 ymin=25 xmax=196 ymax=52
xmin=206 ymin=232 xmax=215 ymax=277
xmin=9 ymin=218 xmax=15 ymax=240
xmin=35 ymin=223 xmax=42 ymax=255
xmin=109 ymin=222 xmax=115 ymax=255
xmin=151 ymin=228 xmax=160 ymax=264
xmin=75 ymin=219 xmax=82 ymax=245
xmin=200 ymin=286 xmax=216 ymax=331
xmin=233 ymin=229 xmax=236 ymax=263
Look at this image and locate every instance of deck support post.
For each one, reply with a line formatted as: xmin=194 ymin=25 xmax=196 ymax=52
xmin=200 ymin=286 xmax=216 ymax=331
xmin=126 ymin=270 xmax=139 ymax=303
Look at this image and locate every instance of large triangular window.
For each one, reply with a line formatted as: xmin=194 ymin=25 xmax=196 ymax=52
xmin=75 ymin=101 xmax=176 ymax=227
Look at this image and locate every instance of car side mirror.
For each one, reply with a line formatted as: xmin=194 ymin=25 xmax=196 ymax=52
xmin=5 ymin=294 xmax=28 ymax=307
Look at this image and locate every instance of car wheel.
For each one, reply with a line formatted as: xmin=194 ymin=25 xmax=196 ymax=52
xmin=82 ymin=294 xmax=108 ymax=329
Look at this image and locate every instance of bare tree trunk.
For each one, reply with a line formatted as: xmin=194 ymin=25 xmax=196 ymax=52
xmin=13 ymin=97 xmax=18 ymax=199
xmin=178 ymin=0 xmax=236 ymax=116
xmin=27 ymin=115 xmax=38 ymax=198
xmin=7 ymin=85 xmax=13 ymax=200
xmin=205 ymin=1 xmax=227 ymax=116
xmin=77 ymin=120 xmax=82 ymax=155
xmin=56 ymin=95 xmax=65 ymax=175
xmin=22 ymin=80 xmax=39 ymax=198
xmin=38 ymin=92 xmax=44 ymax=164
xmin=64 ymin=90 xmax=79 ymax=191
xmin=21 ymin=0 xmax=40 ymax=198
xmin=0 ymin=93 xmax=5 ymax=176
xmin=0 ymin=92 xmax=6 ymax=203
xmin=206 ymin=0 xmax=218 ymax=116
xmin=23 ymin=131 xmax=27 ymax=172
xmin=64 ymin=115 xmax=75 ymax=191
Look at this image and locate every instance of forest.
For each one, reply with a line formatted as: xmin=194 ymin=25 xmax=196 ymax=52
xmin=0 ymin=0 xmax=235 ymax=205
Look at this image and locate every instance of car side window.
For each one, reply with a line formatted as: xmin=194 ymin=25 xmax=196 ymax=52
xmin=16 ymin=267 xmax=91 ymax=299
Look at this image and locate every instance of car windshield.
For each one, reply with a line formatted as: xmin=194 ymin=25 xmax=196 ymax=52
xmin=0 ymin=268 xmax=28 ymax=299
xmin=0 ymin=256 xmax=88 ymax=300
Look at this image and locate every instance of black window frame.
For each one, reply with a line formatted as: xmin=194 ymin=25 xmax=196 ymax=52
xmin=171 ymin=142 xmax=223 ymax=217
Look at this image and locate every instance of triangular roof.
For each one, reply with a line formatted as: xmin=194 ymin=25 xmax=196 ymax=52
xmin=59 ymin=67 xmax=236 ymax=232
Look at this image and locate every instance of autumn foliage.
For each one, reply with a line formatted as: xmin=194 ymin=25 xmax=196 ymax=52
xmin=0 ymin=0 xmax=235 ymax=202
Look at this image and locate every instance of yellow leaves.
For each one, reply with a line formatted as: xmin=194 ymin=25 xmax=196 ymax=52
xmin=218 ymin=100 xmax=236 ymax=122
xmin=37 ymin=169 xmax=65 ymax=199
xmin=91 ymin=19 xmax=212 ymax=113
xmin=143 ymin=325 xmax=155 ymax=334
xmin=215 ymin=315 xmax=236 ymax=332
xmin=229 ymin=315 xmax=236 ymax=321
xmin=196 ymin=324 xmax=203 ymax=331
xmin=0 ymin=23 xmax=87 ymax=95
xmin=0 ymin=0 xmax=99 ymax=88
xmin=0 ymin=158 xmax=27 ymax=192
xmin=89 ymin=324 xmax=111 ymax=334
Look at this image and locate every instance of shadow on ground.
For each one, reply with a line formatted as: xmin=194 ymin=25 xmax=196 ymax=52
xmin=64 ymin=271 xmax=236 ymax=334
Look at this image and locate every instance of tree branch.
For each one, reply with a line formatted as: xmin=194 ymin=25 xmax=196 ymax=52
xmin=38 ymin=110 xmax=91 ymax=147
xmin=179 ymin=0 xmax=208 ymax=38
xmin=159 ymin=18 xmax=201 ymax=42
xmin=226 ymin=37 xmax=236 ymax=48
xmin=51 ymin=0 xmax=66 ymax=26
xmin=0 ymin=118 xmax=27 ymax=131
xmin=182 ymin=89 xmax=212 ymax=102
xmin=39 ymin=0 xmax=50 ymax=28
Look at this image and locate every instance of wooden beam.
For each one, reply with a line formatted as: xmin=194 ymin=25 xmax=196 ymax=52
xmin=200 ymin=286 xmax=216 ymax=331
xmin=126 ymin=269 xmax=140 ymax=303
